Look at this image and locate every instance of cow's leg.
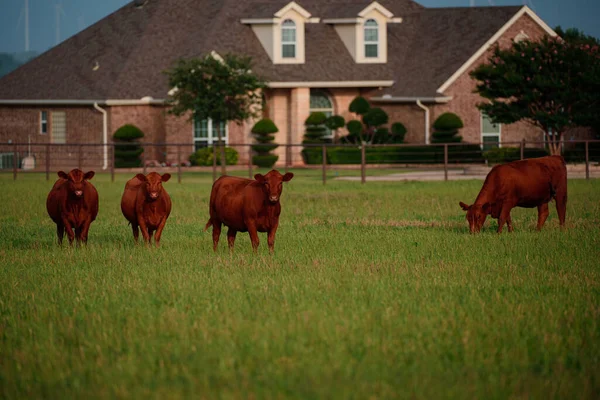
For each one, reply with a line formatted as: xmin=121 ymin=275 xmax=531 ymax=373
xmin=506 ymin=215 xmax=514 ymax=233
xmin=555 ymin=189 xmax=567 ymax=228
xmin=212 ymin=220 xmax=222 ymax=252
xmin=147 ymin=228 xmax=154 ymax=245
xmin=80 ymin=219 xmax=92 ymax=244
xmin=536 ymin=203 xmax=550 ymax=231
xmin=154 ymin=218 xmax=168 ymax=247
xmin=132 ymin=223 xmax=140 ymax=243
xmin=246 ymin=222 xmax=260 ymax=252
xmin=57 ymin=223 xmax=65 ymax=245
xmin=62 ymin=217 xmax=75 ymax=245
xmin=75 ymin=224 xmax=83 ymax=244
xmin=497 ymin=205 xmax=513 ymax=234
xmin=227 ymin=228 xmax=237 ymax=251
xmin=138 ymin=216 xmax=151 ymax=244
xmin=267 ymin=222 xmax=279 ymax=253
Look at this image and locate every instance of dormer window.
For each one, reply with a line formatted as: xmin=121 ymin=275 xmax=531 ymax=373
xmin=282 ymin=19 xmax=296 ymax=58
xmin=364 ymin=19 xmax=379 ymax=58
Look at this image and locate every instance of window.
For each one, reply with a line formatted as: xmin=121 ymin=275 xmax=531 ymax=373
xmin=40 ymin=111 xmax=48 ymax=134
xmin=309 ymin=89 xmax=334 ymax=140
xmin=364 ymin=19 xmax=378 ymax=58
xmin=193 ymin=118 xmax=228 ymax=151
xmin=51 ymin=111 xmax=66 ymax=144
xmin=481 ymin=113 xmax=501 ymax=151
xmin=281 ymin=19 xmax=296 ymax=58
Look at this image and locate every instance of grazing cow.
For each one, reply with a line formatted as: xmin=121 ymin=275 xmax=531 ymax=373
xmin=205 ymin=170 xmax=294 ymax=253
xmin=46 ymin=169 xmax=99 ymax=245
xmin=459 ymin=155 xmax=567 ymax=233
xmin=121 ymin=172 xmax=172 ymax=246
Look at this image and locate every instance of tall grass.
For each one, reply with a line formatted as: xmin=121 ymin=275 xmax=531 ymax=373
xmin=0 ymin=172 xmax=599 ymax=398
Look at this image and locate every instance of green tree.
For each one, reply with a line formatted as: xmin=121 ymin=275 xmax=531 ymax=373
xmin=471 ymin=34 xmax=600 ymax=155
xmin=165 ymin=53 xmax=266 ymax=175
xmin=251 ymin=118 xmax=279 ymax=168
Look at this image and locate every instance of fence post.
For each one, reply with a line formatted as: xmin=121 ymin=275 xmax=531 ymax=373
xmin=46 ymin=143 xmax=50 ymax=181
xmin=177 ymin=144 xmax=182 ymax=184
xmin=361 ymin=144 xmax=366 ymax=184
xmin=212 ymin=143 xmax=217 ymax=182
xmin=110 ymin=144 xmax=115 ymax=183
xmin=322 ymin=145 xmax=327 ymax=185
xmin=142 ymin=144 xmax=147 ymax=175
xmin=444 ymin=143 xmax=448 ymax=182
xmin=285 ymin=144 xmax=289 ymax=174
xmin=585 ymin=140 xmax=590 ymax=181
xmin=13 ymin=143 xmax=17 ymax=180
xmin=520 ymin=139 xmax=525 ymax=160
xmin=248 ymin=145 xmax=253 ymax=180
xmin=78 ymin=144 xmax=83 ymax=170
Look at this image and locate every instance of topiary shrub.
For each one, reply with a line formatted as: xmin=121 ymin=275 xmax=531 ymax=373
xmin=302 ymin=112 xmax=329 ymax=164
xmin=349 ymin=96 xmax=370 ymax=116
xmin=484 ymin=147 xmax=549 ymax=164
xmin=189 ymin=147 xmax=239 ymax=166
xmin=325 ymin=115 xmax=345 ymax=143
xmin=251 ymin=118 xmax=279 ymax=168
xmin=432 ymin=113 xmax=464 ymax=143
xmin=391 ymin=122 xmax=407 ymax=143
xmin=113 ymin=124 xmax=144 ymax=168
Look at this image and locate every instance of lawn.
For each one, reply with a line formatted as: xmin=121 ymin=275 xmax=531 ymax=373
xmin=0 ymin=171 xmax=599 ymax=399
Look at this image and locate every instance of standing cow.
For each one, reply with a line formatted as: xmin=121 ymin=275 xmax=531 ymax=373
xmin=459 ymin=155 xmax=567 ymax=233
xmin=46 ymin=169 xmax=99 ymax=245
xmin=121 ymin=172 xmax=172 ymax=246
xmin=205 ymin=170 xmax=294 ymax=253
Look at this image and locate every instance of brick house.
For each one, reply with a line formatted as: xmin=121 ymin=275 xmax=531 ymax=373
xmin=0 ymin=0 xmax=580 ymax=169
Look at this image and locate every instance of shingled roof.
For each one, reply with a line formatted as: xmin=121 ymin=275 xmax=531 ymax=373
xmin=0 ymin=0 xmax=526 ymax=101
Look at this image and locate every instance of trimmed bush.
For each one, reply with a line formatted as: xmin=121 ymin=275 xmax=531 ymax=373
xmin=483 ymin=147 xmax=549 ymax=164
xmin=391 ymin=122 xmax=407 ymax=143
xmin=563 ymin=141 xmax=600 ymax=163
xmin=349 ymin=96 xmax=370 ymax=115
xmin=302 ymin=112 xmax=329 ymax=164
xmin=189 ymin=147 xmax=239 ymax=166
xmin=325 ymin=115 xmax=345 ymax=143
xmin=432 ymin=113 xmax=464 ymax=144
xmin=327 ymin=145 xmax=484 ymax=165
xmin=113 ymin=124 xmax=144 ymax=168
xmin=363 ymin=107 xmax=389 ymax=129
xmin=251 ymin=118 xmax=279 ymax=168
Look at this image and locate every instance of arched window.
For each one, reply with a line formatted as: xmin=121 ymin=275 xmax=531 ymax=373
xmin=364 ymin=19 xmax=378 ymax=58
xmin=281 ymin=19 xmax=296 ymax=58
xmin=193 ymin=118 xmax=228 ymax=150
xmin=310 ymin=89 xmax=334 ymax=139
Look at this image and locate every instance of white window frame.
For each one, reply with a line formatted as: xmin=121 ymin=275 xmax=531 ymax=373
xmin=193 ymin=118 xmax=229 ymax=150
xmin=40 ymin=111 xmax=48 ymax=135
xmin=481 ymin=112 xmax=501 ymax=150
xmin=281 ymin=19 xmax=296 ymax=59
xmin=309 ymin=89 xmax=335 ymax=140
xmin=364 ymin=19 xmax=379 ymax=59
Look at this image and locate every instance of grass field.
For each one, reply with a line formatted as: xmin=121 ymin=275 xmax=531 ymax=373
xmin=1 ymin=171 xmax=599 ymax=399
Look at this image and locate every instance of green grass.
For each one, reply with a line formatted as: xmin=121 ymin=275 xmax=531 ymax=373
xmin=1 ymin=172 xmax=599 ymax=399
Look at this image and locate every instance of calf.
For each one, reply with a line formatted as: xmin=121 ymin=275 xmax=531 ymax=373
xmin=46 ymin=169 xmax=99 ymax=245
xmin=205 ymin=170 xmax=294 ymax=252
xmin=121 ymin=172 xmax=172 ymax=246
xmin=459 ymin=155 xmax=567 ymax=233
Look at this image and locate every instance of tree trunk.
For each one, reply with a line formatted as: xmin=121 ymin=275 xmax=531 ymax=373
xmin=215 ymin=121 xmax=227 ymax=176
xmin=546 ymin=130 xmax=562 ymax=156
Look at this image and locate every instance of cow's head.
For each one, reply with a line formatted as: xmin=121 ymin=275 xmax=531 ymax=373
xmin=254 ymin=170 xmax=294 ymax=204
xmin=58 ymin=169 xmax=95 ymax=199
xmin=459 ymin=201 xmax=492 ymax=233
xmin=136 ymin=172 xmax=171 ymax=201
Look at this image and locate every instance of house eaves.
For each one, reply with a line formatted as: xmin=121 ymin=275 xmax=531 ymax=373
xmin=0 ymin=98 xmax=167 ymax=106
xmin=267 ymin=80 xmax=395 ymax=88
xmin=371 ymin=95 xmax=452 ymax=103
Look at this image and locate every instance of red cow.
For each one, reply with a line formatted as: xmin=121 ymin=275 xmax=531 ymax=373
xmin=121 ymin=172 xmax=172 ymax=246
xmin=205 ymin=170 xmax=294 ymax=252
xmin=459 ymin=155 xmax=567 ymax=233
xmin=46 ymin=169 xmax=99 ymax=245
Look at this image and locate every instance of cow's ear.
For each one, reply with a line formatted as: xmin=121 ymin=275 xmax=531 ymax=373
xmin=254 ymin=173 xmax=265 ymax=183
xmin=161 ymin=173 xmax=171 ymax=182
xmin=136 ymin=173 xmax=147 ymax=182
xmin=57 ymin=171 xmax=69 ymax=180
xmin=84 ymin=171 xmax=95 ymax=181
xmin=282 ymin=172 xmax=294 ymax=182
xmin=482 ymin=203 xmax=492 ymax=214
xmin=459 ymin=201 xmax=470 ymax=211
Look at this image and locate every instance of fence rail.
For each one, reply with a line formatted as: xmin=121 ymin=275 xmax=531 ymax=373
xmin=1 ymin=140 xmax=598 ymax=183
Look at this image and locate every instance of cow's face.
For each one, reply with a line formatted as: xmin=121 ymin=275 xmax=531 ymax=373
xmin=254 ymin=170 xmax=294 ymax=204
xmin=136 ymin=172 xmax=171 ymax=201
xmin=460 ymin=201 xmax=491 ymax=233
xmin=58 ymin=169 xmax=95 ymax=199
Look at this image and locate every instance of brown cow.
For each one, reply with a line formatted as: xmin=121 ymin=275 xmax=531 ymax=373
xmin=205 ymin=170 xmax=294 ymax=252
xmin=121 ymin=172 xmax=172 ymax=246
xmin=46 ymin=169 xmax=99 ymax=245
xmin=459 ymin=155 xmax=567 ymax=233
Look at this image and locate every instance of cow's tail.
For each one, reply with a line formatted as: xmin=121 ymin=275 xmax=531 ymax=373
xmin=204 ymin=218 xmax=213 ymax=231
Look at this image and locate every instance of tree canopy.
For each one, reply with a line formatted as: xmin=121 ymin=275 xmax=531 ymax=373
xmin=470 ymin=32 xmax=600 ymax=155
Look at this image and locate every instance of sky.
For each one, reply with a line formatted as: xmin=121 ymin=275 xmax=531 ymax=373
xmin=0 ymin=0 xmax=599 ymax=54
